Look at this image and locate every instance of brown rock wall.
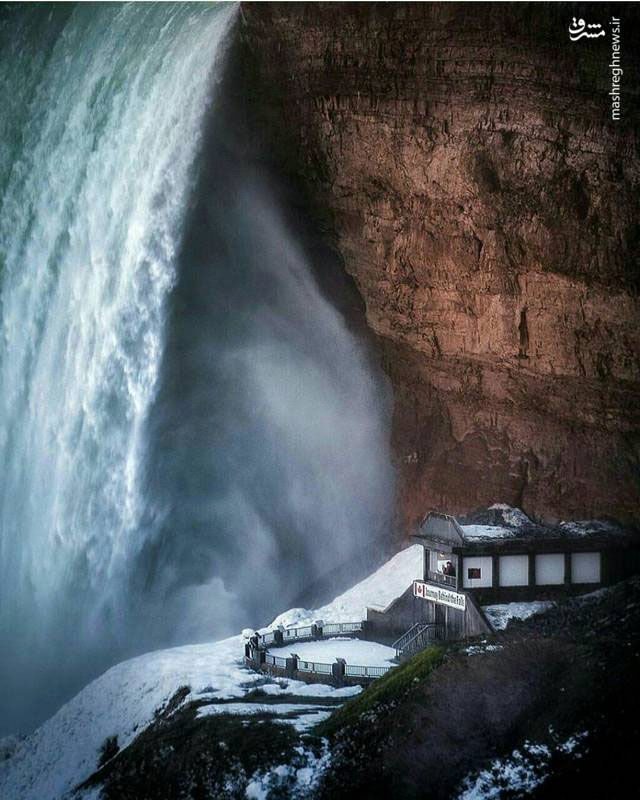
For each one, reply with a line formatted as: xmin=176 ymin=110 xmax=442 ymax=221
xmin=241 ymin=2 xmax=640 ymax=526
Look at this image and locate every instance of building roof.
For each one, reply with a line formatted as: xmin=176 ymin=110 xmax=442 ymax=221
xmin=412 ymin=505 xmax=639 ymax=554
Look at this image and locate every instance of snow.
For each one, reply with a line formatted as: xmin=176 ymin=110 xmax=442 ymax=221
xmin=269 ymin=637 xmax=397 ymax=667
xmin=482 ymin=601 xmax=555 ymax=631
xmin=244 ymin=742 xmax=331 ymax=799
xmin=196 ymin=703 xmax=336 ymax=733
xmin=464 ymin=643 xmax=503 ymax=656
xmin=0 ymin=634 xmax=360 ymax=800
xmin=457 ymin=733 xmax=589 ymax=799
xmin=0 ymin=546 xmax=418 ymax=800
xmin=259 ymin=682 xmax=361 ymax=699
xmin=268 ymin=544 xmax=423 ymax=630
xmin=488 ymin=504 xmax=532 ymax=527
xmin=460 ymin=524 xmax=517 ymax=540
xmin=557 ymin=730 xmax=588 ymax=754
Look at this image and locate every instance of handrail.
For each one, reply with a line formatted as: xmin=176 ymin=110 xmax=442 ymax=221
xmin=395 ymin=623 xmax=429 ymax=657
xmin=427 ymin=570 xmax=457 ymax=588
xmin=258 ymin=620 xmax=364 ymax=647
xmin=322 ymin=621 xmax=363 ymax=635
xmin=282 ymin=625 xmax=313 ymax=640
xmin=253 ymin=618 xmax=399 ymax=683
xmin=392 ymin=622 xmax=427 ymax=652
xmin=394 ymin=623 xmax=444 ymax=660
xmin=264 ymin=653 xmax=287 ymax=668
xmin=345 ymin=664 xmax=393 ymax=678
xmin=297 ymin=660 xmax=332 ymax=675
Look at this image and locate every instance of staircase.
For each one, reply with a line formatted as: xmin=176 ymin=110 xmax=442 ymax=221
xmin=392 ymin=622 xmax=444 ymax=661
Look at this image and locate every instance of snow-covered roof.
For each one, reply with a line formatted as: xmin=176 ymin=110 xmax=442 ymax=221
xmin=418 ymin=504 xmax=637 ymax=549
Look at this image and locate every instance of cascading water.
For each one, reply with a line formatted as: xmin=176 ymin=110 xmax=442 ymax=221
xmin=0 ymin=3 xmax=394 ymax=736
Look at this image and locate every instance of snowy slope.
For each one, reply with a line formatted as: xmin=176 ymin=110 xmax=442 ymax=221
xmin=0 ymin=546 xmax=421 ymax=800
xmin=268 ymin=544 xmax=423 ymax=630
xmin=0 ymin=637 xmax=246 ymax=800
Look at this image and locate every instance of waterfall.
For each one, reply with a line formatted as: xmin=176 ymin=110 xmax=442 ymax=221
xmin=0 ymin=3 xmax=394 ymax=735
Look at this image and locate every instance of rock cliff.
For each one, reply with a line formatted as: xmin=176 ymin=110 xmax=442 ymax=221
xmin=241 ymin=2 xmax=640 ymax=528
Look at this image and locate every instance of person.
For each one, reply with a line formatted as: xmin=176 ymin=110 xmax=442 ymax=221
xmin=443 ymin=560 xmax=456 ymax=576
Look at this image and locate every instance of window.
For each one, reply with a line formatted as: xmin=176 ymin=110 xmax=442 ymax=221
xmin=467 ymin=567 xmax=481 ymax=580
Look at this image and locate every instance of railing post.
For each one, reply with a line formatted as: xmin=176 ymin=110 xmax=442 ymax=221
xmin=332 ymin=658 xmax=346 ymax=686
xmin=286 ymin=653 xmax=298 ymax=678
xmin=274 ymin=625 xmax=284 ymax=647
xmin=313 ymin=619 xmax=324 ymax=640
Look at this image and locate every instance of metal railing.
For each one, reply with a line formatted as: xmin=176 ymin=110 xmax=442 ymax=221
xmin=264 ymin=654 xmax=287 ymax=668
xmin=322 ymin=621 xmax=363 ymax=636
xmin=297 ymin=660 xmax=332 ymax=675
xmin=282 ymin=625 xmax=314 ymax=641
xmin=394 ymin=623 xmax=444 ymax=661
xmin=252 ymin=619 xmax=397 ymax=683
xmin=258 ymin=620 xmax=364 ymax=648
xmin=392 ymin=622 xmax=426 ymax=653
xmin=427 ymin=570 xmax=457 ymax=588
xmin=345 ymin=664 xmax=393 ymax=678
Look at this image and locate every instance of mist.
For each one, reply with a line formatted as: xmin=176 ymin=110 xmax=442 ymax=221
xmin=0 ymin=4 xmax=394 ymax=736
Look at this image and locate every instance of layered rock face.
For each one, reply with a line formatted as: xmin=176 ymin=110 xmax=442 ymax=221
xmin=241 ymin=2 xmax=640 ymax=527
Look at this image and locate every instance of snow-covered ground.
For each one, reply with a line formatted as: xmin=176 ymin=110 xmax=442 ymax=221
xmin=0 ymin=545 xmax=421 ymax=800
xmin=269 ymin=637 xmax=397 ymax=668
xmin=456 ymin=730 xmax=589 ymax=799
xmin=482 ymin=601 xmax=555 ymax=631
xmin=196 ymin=702 xmax=338 ymax=733
xmin=244 ymin=743 xmax=332 ymax=800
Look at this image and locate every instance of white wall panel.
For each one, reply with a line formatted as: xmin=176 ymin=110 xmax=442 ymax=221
xmin=462 ymin=556 xmax=493 ymax=588
xmin=571 ymin=552 xmax=601 ymax=584
xmin=499 ymin=554 xmax=529 ymax=586
xmin=535 ymin=553 xmax=565 ymax=585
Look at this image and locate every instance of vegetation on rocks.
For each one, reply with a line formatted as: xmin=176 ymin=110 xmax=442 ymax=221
xmin=315 ymin=578 xmax=640 ymax=800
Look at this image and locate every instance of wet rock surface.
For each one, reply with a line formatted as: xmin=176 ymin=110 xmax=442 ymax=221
xmin=241 ymin=2 xmax=640 ymax=528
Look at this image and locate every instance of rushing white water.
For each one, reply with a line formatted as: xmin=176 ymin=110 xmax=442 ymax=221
xmin=0 ymin=3 xmax=394 ymax=735
xmin=0 ymin=2 xmax=237 ymax=734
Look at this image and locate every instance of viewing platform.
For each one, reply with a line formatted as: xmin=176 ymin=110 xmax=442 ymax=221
xmin=244 ymin=620 xmax=397 ymax=686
